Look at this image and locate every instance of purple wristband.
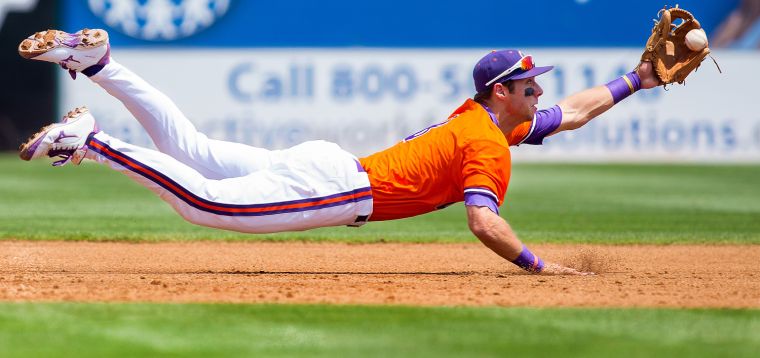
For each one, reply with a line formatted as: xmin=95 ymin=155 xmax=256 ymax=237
xmin=605 ymin=71 xmax=641 ymax=104
xmin=511 ymin=245 xmax=545 ymax=273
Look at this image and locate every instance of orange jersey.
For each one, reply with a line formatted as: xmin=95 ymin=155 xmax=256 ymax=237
xmin=360 ymin=99 xmax=535 ymax=221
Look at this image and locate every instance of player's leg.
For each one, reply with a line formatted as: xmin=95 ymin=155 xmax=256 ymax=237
xmin=88 ymin=59 xmax=274 ymax=180
xmin=20 ymin=108 xmax=374 ymax=233
xmin=18 ymin=29 xmax=270 ymax=179
xmin=86 ymin=132 xmax=373 ymax=233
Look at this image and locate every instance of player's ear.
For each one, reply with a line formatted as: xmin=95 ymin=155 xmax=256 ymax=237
xmin=495 ymin=83 xmax=506 ymax=96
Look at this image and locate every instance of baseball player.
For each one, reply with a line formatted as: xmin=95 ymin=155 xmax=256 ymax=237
xmin=18 ymin=29 xmax=660 ymax=276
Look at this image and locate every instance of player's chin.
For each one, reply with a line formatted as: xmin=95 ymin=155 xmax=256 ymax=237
xmin=527 ymin=105 xmax=538 ymax=119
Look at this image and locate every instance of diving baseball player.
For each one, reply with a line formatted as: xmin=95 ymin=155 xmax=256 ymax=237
xmin=17 ymin=25 xmax=671 ymax=276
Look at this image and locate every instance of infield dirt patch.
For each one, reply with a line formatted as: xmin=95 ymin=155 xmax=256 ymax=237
xmin=1 ymin=241 xmax=758 ymax=307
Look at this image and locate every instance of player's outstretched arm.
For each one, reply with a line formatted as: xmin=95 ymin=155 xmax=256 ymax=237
xmin=466 ymin=206 xmax=592 ymax=275
xmin=549 ymin=61 xmax=659 ymax=135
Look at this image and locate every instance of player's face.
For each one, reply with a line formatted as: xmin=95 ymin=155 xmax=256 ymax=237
xmin=504 ymin=77 xmax=543 ymax=121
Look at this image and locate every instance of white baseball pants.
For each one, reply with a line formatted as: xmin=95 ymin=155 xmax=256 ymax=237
xmin=84 ymin=61 xmax=373 ymax=233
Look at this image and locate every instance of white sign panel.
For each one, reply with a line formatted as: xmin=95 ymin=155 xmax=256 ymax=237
xmin=59 ymin=49 xmax=760 ymax=162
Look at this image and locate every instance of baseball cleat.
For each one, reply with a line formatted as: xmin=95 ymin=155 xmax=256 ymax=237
xmin=18 ymin=29 xmax=110 ymax=79
xmin=19 ymin=107 xmax=99 ymax=166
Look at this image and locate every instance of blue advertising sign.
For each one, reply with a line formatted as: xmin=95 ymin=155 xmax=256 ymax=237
xmin=64 ymin=0 xmax=738 ymax=48
xmin=57 ymin=1 xmax=760 ymax=162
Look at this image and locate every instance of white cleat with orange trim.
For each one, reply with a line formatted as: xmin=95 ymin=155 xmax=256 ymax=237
xmin=18 ymin=29 xmax=110 ymax=79
xmin=19 ymin=107 xmax=99 ymax=166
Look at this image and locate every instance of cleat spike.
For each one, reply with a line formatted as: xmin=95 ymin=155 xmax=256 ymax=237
xmin=19 ymin=107 xmax=97 ymax=165
xmin=18 ymin=28 xmax=110 ymax=73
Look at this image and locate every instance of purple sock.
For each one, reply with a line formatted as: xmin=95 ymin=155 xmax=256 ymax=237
xmin=605 ymin=71 xmax=641 ymax=104
xmin=511 ymin=245 xmax=545 ymax=273
xmin=82 ymin=46 xmax=111 ymax=77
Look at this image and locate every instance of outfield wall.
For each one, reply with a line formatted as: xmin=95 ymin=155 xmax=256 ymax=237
xmin=60 ymin=49 xmax=760 ymax=162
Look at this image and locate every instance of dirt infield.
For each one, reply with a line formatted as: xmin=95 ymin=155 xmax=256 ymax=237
xmin=1 ymin=241 xmax=758 ymax=308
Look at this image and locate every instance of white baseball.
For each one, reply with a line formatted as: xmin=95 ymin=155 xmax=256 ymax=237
xmin=685 ymin=29 xmax=708 ymax=51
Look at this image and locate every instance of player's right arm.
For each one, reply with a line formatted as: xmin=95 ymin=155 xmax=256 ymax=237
xmin=466 ymin=205 xmax=591 ymax=275
xmin=550 ymin=61 xmax=660 ymax=135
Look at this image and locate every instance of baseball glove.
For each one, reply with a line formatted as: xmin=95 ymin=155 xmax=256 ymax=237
xmin=639 ymin=5 xmax=718 ymax=86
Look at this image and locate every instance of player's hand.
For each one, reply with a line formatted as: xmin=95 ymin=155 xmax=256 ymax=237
xmin=636 ymin=61 xmax=660 ymax=90
xmin=540 ymin=262 xmax=594 ymax=276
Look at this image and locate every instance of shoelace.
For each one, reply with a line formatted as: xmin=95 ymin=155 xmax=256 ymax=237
xmin=51 ymin=140 xmax=81 ymax=151
xmin=48 ymin=135 xmax=86 ymax=166
xmin=47 ymin=149 xmax=76 ymax=167
xmin=46 ymin=111 xmax=95 ymax=166
xmin=62 ymin=67 xmax=77 ymax=80
xmin=57 ymin=61 xmax=77 ymax=79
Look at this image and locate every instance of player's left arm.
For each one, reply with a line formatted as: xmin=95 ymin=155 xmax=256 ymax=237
xmin=466 ymin=205 xmax=591 ymax=275
xmin=549 ymin=61 xmax=660 ymax=135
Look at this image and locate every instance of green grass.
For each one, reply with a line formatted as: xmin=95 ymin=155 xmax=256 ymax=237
xmin=0 ymin=303 xmax=758 ymax=358
xmin=1 ymin=153 xmax=759 ymax=243
xmin=2 ymin=155 xmax=759 ymax=357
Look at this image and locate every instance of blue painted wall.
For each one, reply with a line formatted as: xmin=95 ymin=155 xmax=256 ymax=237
xmin=63 ymin=0 xmax=739 ymax=47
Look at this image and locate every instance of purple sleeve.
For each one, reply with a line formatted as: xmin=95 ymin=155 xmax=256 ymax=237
xmin=464 ymin=191 xmax=499 ymax=215
xmin=521 ymin=105 xmax=563 ymax=145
